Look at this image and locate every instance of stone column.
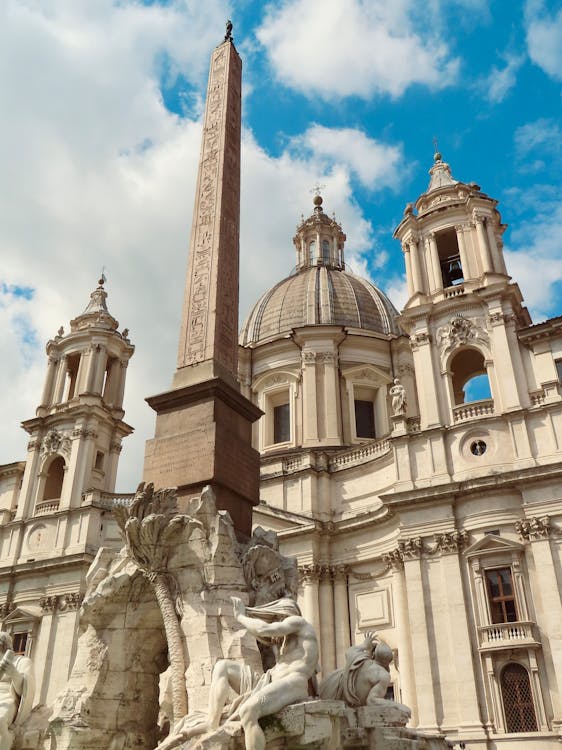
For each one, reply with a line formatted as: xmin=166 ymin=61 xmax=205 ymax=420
xmin=409 ymin=238 xmax=423 ymax=294
xmin=301 ymin=565 xmax=321 ymax=666
xmin=321 ymin=352 xmax=340 ymax=442
xmin=319 ymin=566 xmax=336 ymax=675
xmin=455 ymin=224 xmax=471 ymax=279
xmin=114 ymin=360 xmax=128 ymax=409
xmin=524 ymin=526 xmax=562 ymax=730
xmin=402 ymin=546 xmax=439 ymax=731
xmin=75 ymin=349 xmax=87 ymax=395
xmin=410 ymin=333 xmax=441 ymax=428
xmin=93 ymin=346 xmax=108 ymax=394
xmin=488 ymin=312 xmax=526 ymax=411
xmin=53 ymin=356 xmax=69 ymax=404
xmin=390 ymin=557 xmax=417 ymax=720
xmin=485 ymin=220 xmax=504 ymax=274
xmin=103 ymin=356 xmax=121 ymax=405
xmin=427 ymin=233 xmax=441 ymax=292
xmin=36 ymin=597 xmax=59 ymax=704
xmin=402 ymin=244 xmax=414 ymax=298
xmin=473 ymin=213 xmax=493 ymax=274
xmin=302 ymin=351 xmax=318 ymax=443
xmin=41 ymin=356 xmax=58 ymax=406
xmin=333 ymin=565 xmax=351 ymax=668
xmin=85 ymin=345 xmax=99 ymax=393
xmin=439 ymin=545 xmax=483 ymax=735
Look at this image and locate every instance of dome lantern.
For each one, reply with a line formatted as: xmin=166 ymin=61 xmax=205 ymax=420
xmin=293 ymin=194 xmax=346 ymax=271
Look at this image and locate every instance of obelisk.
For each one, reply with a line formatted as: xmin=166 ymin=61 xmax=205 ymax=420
xmin=143 ymin=27 xmax=261 ymax=538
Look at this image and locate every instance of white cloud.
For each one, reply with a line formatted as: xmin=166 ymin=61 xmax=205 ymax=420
xmin=256 ymin=0 xmax=459 ymax=100
xmin=505 ymin=198 xmax=562 ymax=321
xmin=514 ymin=118 xmax=562 ymax=159
xmin=477 ymin=53 xmax=525 ymax=103
xmin=525 ymin=1 xmax=562 ymax=80
xmin=288 ymin=126 xmax=405 ymax=191
xmin=0 ymin=1 xmax=403 ymax=492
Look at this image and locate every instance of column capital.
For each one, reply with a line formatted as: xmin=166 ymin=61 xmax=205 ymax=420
xmin=515 ymin=515 xmax=552 ymax=541
xmin=431 ymin=530 xmax=469 ymax=555
xmin=302 ymin=350 xmax=316 ymax=365
xmin=299 ymin=563 xmax=321 ymax=582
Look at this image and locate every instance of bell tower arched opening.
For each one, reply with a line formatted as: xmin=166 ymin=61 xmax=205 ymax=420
xmin=437 ymin=228 xmax=464 ymax=287
xmin=450 ymin=348 xmax=491 ymax=405
xmin=42 ymin=455 xmax=65 ymax=501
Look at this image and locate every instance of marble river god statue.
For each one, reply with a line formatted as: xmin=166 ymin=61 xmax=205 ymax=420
xmin=0 ymin=633 xmax=34 ymax=750
xmin=159 ymin=595 xmax=318 ymax=750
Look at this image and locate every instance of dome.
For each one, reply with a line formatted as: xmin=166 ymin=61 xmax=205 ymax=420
xmin=240 ymin=195 xmax=400 ymax=346
xmin=240 ymin=265 xmax=400 ymax=345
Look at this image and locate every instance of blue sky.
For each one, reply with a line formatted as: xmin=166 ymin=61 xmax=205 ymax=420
xmin=0 ymin=0 xmax=561 ymax=489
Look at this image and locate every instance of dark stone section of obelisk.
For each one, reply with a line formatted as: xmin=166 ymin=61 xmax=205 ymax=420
xmin=143 ymin=39 xmax=261 ymax=539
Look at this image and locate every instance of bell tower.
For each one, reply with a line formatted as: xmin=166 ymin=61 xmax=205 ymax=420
xmin=394 ymin=153 xmax=531 ymax=431
xmin=17 ymin=278 xmax=134 ymax=521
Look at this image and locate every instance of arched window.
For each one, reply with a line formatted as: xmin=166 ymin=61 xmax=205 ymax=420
xmin=42 ymin=456 xmax=65 ymax=501
xmin=321 ymin=239 xmax=330 ymax=263
xmin=501 ymin=663 xmax=538 ymax=733
xmin=309 ymin=240 xmax=316 ymax=263
xmin=450 ymin=348 xmax=491 ymax=405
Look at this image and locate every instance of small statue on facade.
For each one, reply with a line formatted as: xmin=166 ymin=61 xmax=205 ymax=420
xmin=159 ymin=597 xmax=318 ymax=750
xmin=224 ymin=19 xmax=233 ymax=42
xmin=389 ymin=378 xmax=407 ymax=416
xmin=0 ymin=633 xmax=35 ymax=750
xmin=318 ymin=632 xmax=409 ymax=718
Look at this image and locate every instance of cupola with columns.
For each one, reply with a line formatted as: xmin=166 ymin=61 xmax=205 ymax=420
xmin=16 ymin=278 xmax=134 ymax=524
xmin=395 ymin=154 xmax=532 ymax=433
xmin=294 ymin=194 xmax=346 ymax=271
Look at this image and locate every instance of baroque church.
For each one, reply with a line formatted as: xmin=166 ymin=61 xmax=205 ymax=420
xmin=1 ymin=37 xmax=561 ymax=750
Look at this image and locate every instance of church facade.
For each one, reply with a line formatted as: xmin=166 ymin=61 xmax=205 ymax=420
xmin=240 ymin=156 xmax=562 ymax=748
xmin=0 ymin=45 xmax=561 ymax=750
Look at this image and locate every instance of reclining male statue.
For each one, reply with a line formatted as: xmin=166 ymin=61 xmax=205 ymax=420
xmin=319 ymin=631 xmax=410 ymax=718
xmin=159 ymin=596 xmax=318 ymax=750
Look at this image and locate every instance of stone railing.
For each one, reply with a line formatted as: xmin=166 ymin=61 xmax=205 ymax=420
xmin=444 ymin=284 xmax=465 ymax=298
xmin=82 ymin=489 xmax=134 ymax=508
xmin=529 ymin=388 xmax=546 ymax=407
xmin=34 ymin=500 xmax=61 ymax=516
xmin=329 ymin=439 xmax=390 ymax=471
xmin=478 ymin=621 xmax=539 ymax=651
xmin=452 ymin=399 xmax=494 ymax=423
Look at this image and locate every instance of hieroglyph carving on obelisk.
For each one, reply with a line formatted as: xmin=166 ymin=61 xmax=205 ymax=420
xmin=177 ymin=40 xmax=241 ymax=380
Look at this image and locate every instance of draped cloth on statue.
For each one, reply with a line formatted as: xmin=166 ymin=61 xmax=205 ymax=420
xmin=318 ymin=647 xmax=370 ymax=708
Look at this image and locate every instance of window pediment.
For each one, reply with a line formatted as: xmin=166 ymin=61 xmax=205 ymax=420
xmin=342 ymin=364 xmax=391 ymax=386
xmin=253 ymin=369 xmax=298 ymax=392
xmin=3 ymin=606 xmax=41 ymax=624
xmin=465 ymin=533 xmax=523 ymax=558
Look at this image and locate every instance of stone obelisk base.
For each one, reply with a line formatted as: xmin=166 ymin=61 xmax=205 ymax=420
xmin=143 ymin=377 xmax=262 ymax=538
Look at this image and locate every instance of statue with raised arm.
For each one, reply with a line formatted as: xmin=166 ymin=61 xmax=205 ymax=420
xmin=389 ymin=378 xmax=407 ymax=416
xmin=158 ymin=597 xmax=318 ymax=750
xmin=0 ymin=633 xmax=34 ymax=750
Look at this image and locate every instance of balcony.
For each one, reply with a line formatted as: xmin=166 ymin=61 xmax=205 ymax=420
xmin=34 ymin=500 xmax=60 ymax=516
xmin=478 ymin=621 xmax=541 ymax=652
xmin=452 ymin=399 xmax=494 ymax=423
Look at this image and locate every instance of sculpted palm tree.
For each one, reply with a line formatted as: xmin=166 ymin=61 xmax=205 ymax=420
xmin=114 ymin=482 xmax=194 ymax=720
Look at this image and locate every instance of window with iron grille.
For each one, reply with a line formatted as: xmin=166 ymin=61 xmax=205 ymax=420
xmin=485 ymin=567 xmax=518 ymax=623
xmin=501 ymin=663 xmax=538 ymax=733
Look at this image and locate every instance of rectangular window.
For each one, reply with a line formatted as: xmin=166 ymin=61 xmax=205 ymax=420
xmin=485 ymin=567 xmax=518 ymax=623
xmin=273 ymin=403 xmax=290 ymax=444
xmin=355 ymin=399 xmax=375 ymax=439
xmin=555 ymin=359 xmax=562 ymax=382
xmin=12 ymin=632 xmax=28 ymax=656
